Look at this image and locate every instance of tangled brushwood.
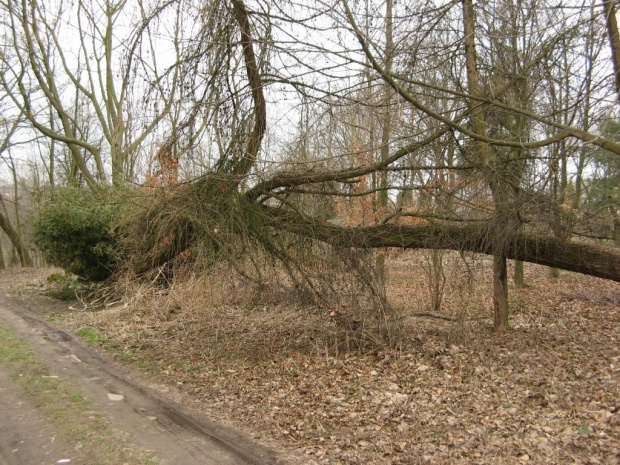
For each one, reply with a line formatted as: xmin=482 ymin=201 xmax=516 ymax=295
xmin=118 ymin=175 xmax=389 ymax=330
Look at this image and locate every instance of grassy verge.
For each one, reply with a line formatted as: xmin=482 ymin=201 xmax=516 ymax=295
xmin=76 ymin=327 xmax=105 ymax=345
xmin=0 ymin=320 xmax=159 ymax=465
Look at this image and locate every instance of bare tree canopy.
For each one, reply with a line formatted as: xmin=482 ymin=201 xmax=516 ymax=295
xmin=1 ymin=0 xmax=620 ymax=330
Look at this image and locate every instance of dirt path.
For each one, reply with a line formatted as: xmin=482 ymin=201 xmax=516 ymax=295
xmin=0 ymin=368 xmax=80 ymax=465
xmin=0 ymin=297 xmax=277 ymax=465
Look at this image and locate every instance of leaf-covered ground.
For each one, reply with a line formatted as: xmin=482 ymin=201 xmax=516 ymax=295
xmin=7 ymin=252 xmax=620 ymax=464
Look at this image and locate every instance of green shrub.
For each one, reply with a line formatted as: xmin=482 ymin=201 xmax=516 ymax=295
xmin=34 ymin=188 xmax=122 ymax=282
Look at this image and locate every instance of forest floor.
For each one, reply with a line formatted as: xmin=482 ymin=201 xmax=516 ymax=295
xmin=1 ymin=251 xmax=619 ymax=464
xmin=0 ymin=272 xmax=276 ymax=465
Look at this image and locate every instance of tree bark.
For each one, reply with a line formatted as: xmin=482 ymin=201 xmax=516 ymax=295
xmin=513 ymin=260 xmax=525 ymax=287
xmin=0 ymin=238 xmax=5 ymax=270
xmin=0 ymin=210 xmax=32 ymax=267
xmin=493 ymin=255 xmax=509 ymax=331
xmin=611 ymin=206 xmax=620 ymax=246
xmin=603 ymin=0 xmax=620 ymax=103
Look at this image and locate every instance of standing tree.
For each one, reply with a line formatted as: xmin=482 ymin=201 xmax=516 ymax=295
xmin=1 ymin=0 xmax=620 ymax=327
xmin=0 ymin=0 xmax=188 ymax=188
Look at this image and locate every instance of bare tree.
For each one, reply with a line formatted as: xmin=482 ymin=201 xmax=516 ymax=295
xmin=0 ymin=0 xmax=188 ymax=188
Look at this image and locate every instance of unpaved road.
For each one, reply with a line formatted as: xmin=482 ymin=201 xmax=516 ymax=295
xmin=0 ymin=296 xmax=277 ymax=465
xmin=0 ymin=368 xmax=78 ymax=465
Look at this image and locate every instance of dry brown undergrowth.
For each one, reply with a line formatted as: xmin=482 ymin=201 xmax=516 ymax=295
xmin=29 ymin=252 xmax=620 ymax=464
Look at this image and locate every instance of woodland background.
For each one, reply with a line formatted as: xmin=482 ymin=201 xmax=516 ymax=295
xmin=0 ymin=0 xmax=620 ymax=328
xmin=1 ymin=1 xmax=620 ymax=463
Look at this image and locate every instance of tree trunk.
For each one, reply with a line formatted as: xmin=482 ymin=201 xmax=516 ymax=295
xmin=0 ymin=238 xmax=5 ymax=270
xmin=513 ymin=260 xmax=525 ymax=287
xmin=229 ymin=0 xmax=267 ymax=179
xmin=264 ymin=210 xmax=620 ymax=282
xmin=461 ymin=0 xmax=509 ymax=330
xmin=0 ymin=211 xmax=32 ymax=267
xmin=493 ymin=255 xmax=509 ymax=331
xmin=603 ymin=0 xmax=620 ymax=103
xmin=611 ymin=206 xmax=620 ymax=246
xmin=375 ymin=0 xmax=394 ymax=281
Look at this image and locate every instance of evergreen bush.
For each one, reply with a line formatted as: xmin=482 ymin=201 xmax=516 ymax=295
xmin=34 ymin=188 xmax=121 ymax=282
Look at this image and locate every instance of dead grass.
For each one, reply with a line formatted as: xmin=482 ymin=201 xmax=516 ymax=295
xmin=16 ymin=252 xmax=620 ymax=464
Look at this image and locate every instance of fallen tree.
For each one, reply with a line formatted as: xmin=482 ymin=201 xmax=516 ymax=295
xmin=264 ymin=208 xmax=620 ymax=282
xmin=123 ymin=180 xmax=620 ymax=284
